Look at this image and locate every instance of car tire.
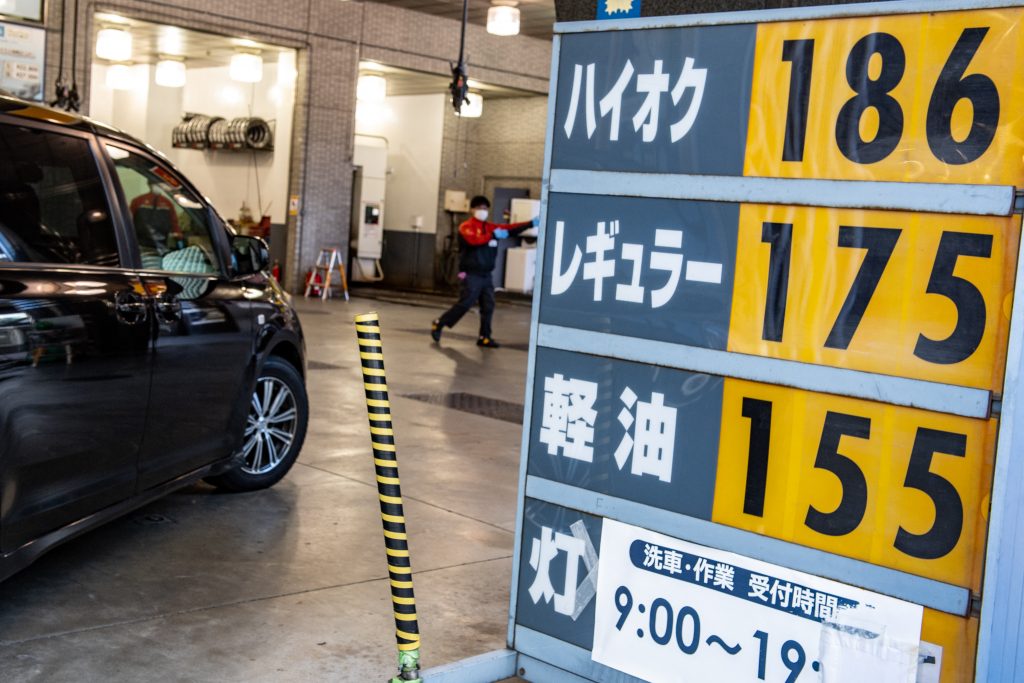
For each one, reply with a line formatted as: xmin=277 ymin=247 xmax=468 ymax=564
xmin=206 ymin=356 xmax=308 ymax=492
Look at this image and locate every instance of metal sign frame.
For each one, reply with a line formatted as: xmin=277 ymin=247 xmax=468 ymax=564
xmin=423 ymin=1 xmax=1024 ymax=680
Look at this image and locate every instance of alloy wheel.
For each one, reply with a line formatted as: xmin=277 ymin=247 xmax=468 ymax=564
xmin=241 ymin=376 xmax=298 ymax=475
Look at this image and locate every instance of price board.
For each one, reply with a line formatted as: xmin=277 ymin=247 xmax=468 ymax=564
xmin=500 ymin=2 xmax=1024 ymax=683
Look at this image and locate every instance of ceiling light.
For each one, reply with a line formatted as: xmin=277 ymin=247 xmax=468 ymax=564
xmin=155 ymin=59 xmax=186 ymax=88
xmin=230 ymin=52 xmax=263 ymax=83
xmin=487 ymin=5 xmax=520 ymax=36
xmin=457 ymin=93 xmax=483 ymax=118
xmin=357 ymin=74 xmax=387 ymax=103
xmin=94 ymin=13 xmax=130 ymax=25
xmin=106 ymin=64 xmax=136 ymax=91
xmin=157 ymin=26 xmax=186 ymax=56
xmin=96 ymin=27 xmax=133 ymax=61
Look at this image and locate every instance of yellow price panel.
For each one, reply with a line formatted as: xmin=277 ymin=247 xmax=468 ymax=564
xmin=744 ymin=8 xmax=1024 ymax=184
xmin=922 ymin=608 xmax=980 ymax=683
xmin=712 ymin=378 xmax=997 ymax=589
xmin=728 ymin=204 xmax=1020 ymax=391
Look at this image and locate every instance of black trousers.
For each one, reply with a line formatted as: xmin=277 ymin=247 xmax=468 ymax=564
xmin=437 ymin=272 xmax=495 ymax=338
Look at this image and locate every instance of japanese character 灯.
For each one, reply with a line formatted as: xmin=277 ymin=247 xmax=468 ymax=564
xmin=539 ymin=374 xmax=598 ymax=462
xmin=527 ymin=521 xmax=597 ymax=620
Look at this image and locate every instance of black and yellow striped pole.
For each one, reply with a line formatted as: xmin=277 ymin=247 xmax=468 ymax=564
xmin=355 ymin=312 xmax=422 ymax=683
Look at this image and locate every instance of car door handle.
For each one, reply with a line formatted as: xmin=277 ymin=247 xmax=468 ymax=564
xmin=115 ymin=291 xmax=149 ymax=325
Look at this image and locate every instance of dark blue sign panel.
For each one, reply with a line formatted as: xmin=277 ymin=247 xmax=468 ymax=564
xmin=516 ymin=498 xmax=604 ymax=650
xmin=528 ymin=348 xmax=723 ymax=519
xmin=539 ymin=193 xmax=739 ymax=349
xmin=552 ymin=24 xmax=756 ymax=174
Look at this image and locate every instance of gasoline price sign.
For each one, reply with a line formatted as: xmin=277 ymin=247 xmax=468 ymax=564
xmin=509 ymin=4 xmax=1024 ymax=683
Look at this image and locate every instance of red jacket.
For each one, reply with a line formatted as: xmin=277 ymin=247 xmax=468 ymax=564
xmin=130 ymin=193 xmax=183 ymax=240
xmin=457 ymin=216 xmax=532 ymax=273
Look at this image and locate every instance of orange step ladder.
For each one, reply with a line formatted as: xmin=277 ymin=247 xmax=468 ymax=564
xmin=304 ymin=247 xmax=350 ymax=301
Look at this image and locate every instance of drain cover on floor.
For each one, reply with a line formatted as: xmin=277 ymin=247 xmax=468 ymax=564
xmin=401 ymin=392 xmax=524 ymax=424
xmin=133 ymin=513 xmax=176 ymax=526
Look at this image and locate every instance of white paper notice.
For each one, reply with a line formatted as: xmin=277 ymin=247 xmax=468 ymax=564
xmin=0 ymin=21 xmax=44 ymax=100
xmin=592 ymin=520 xmax=924 ymax=682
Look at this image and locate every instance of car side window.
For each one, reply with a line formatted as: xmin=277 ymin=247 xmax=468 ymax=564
xmin=0 ymin=122 xmax=120 ymax=266
xmin=106 ymin=144 xmax=221 ymax=275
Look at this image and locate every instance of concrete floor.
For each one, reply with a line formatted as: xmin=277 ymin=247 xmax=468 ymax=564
xmin=0 ymin=293 xmax=533 ymax=682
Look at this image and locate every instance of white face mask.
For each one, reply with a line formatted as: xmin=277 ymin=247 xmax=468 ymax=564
xmin=473 ymin=209 xmax=489 ymax=222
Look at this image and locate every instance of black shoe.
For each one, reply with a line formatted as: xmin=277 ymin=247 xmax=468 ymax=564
xmin=431 ymin=319 xmax=442 ymax=342
xmin=477 ymin=336 xmax=500 ymax=348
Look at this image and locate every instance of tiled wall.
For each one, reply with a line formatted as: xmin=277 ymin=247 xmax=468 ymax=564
xmin=42 ymin=0 xmax=551 ymax=290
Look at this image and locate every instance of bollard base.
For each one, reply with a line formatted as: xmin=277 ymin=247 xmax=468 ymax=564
xmin=389 ymin=647 xmax=422 ymax=683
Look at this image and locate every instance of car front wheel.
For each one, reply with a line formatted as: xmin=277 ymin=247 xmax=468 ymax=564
xmin=206 ymin=356 xmax=308 ymax=492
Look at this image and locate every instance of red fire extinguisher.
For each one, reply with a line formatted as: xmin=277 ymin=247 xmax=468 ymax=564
xmin=304 ymin=268 xmax=322 ymax=294
xmin=271 ymin=260 xmax=281 ymax=282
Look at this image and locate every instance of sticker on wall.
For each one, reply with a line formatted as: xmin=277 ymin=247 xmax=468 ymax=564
xmin=598 ymin=0 xmax=641 ymax=20
xmin=289 ymin=195 xmax=300 ymax=217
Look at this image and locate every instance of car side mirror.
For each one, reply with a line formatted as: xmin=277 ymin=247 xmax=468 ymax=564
xmin=231 ymin=235 xmax=270 ymax=277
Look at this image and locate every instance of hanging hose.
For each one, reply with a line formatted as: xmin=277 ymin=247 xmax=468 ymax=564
xmin=448 ymin=0 xmax=470 ymax=113
xmin=51 ymin=0 xmax=80 ymax=111
xmin=239 ymin=117 xmax=273 ymax=149
xmin=174 ymin=115 xmax=272 ymax=151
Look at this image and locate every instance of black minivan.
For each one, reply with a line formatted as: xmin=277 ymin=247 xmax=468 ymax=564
xmin=0 ymin=96 xmax=309 ymax=581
